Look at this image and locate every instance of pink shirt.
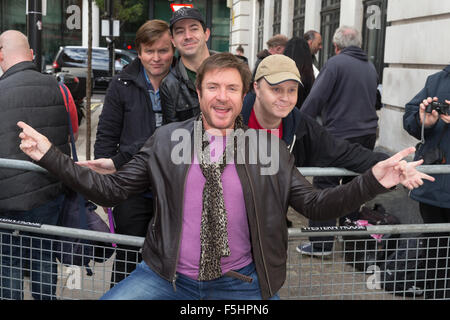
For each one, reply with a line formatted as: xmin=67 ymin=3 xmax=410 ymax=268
xmin=176 ymin=135 xmax=253 ymax=280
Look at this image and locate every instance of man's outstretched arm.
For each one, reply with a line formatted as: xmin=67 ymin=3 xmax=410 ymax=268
xmin=289 ymin=147 xmax=434 ymax=222
xmin=17 ymin=121 xmax=151 ymax=207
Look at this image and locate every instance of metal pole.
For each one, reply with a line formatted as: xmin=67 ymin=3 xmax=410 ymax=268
xmin=148 ymin=0 xmax=155 ymax=20
xmin=108 ymin=0 xmax=115 ymax=77
xmin=27 ymin=0 xmax=43 ymax=72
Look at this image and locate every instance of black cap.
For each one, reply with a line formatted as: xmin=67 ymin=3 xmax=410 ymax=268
xmin=169 ymin=7 xmax=206 ymax=31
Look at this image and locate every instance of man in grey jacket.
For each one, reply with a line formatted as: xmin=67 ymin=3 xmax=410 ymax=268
xmin=17 ymin=53 xmax=431 ymax=300
xmin=299 ymin=26 xmax=380 ymax=256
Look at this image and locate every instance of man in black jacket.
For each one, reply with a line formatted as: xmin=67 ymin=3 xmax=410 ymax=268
xmin=160 ymin=7 xmax=213 ymax=124
xmin=300 ymin=26 xmax=380 ymax=256
xmin=17 ymin=53 xmax=431 ymax=300
xmin=0 ymin=30 xmax=70 ymax=299
xmin=93 ymin=20 xmax=175 ymax=287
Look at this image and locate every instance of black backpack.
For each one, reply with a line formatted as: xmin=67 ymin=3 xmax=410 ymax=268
xmin=380 ymin=238 xmax=427 ymax=297
xmin=342 ymin=204 xmax=400 ymax=272
xmin=381 ymin=236 xmax=450 ymax=299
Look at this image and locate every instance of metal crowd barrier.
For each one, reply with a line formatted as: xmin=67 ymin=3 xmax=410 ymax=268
xmin=1 ymin=158 xmax=450 ymax=300
xmin=1 ymin=221 xmax=450 ymax=300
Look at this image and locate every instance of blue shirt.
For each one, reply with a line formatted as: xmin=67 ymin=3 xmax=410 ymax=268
xmin=143 ymin=66 xmax=163 ymax=128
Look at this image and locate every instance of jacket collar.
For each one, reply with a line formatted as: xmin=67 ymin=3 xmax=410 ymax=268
xmin=175 ymin=50 xmax=217 ymax=82
xmin=444 ymin=65 xmax=450 ymax=75
xmin=0 ymin=61 xmax=37 ymax=81
xmin=241 ymin=91 xmax=300 ymax=146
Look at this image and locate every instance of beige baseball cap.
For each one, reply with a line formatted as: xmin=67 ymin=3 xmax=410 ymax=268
xmin=254 ymin=54 xmax=302 ymax=85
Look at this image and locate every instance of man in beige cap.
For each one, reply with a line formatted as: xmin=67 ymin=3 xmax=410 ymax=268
xmin=241 ymin=54 xmax=391 ymax=230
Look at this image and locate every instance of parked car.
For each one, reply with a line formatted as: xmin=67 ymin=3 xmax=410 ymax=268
xmin=52 ymin=46 xmax=137 ymax=90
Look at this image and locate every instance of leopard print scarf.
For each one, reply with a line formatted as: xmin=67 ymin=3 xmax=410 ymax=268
xmin=195 ymin=113 xmax=244 ymax=281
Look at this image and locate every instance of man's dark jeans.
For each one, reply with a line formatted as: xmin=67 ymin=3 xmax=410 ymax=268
xmin=308 ymin=134 xmax=377 ymax=251
xmin=110 ymin=194 xmax=153 ymax=288
xmin=0 ymin=194 xmax=64 ymax=300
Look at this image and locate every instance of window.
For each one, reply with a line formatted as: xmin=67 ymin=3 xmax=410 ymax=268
xmin=292 ymin=0 xmax=306 ymax=38
xmin=319 ymin=0 xmax=340 ymax=68
xmin=210 ymin=0 xmax=230 ymax=52
xmin=257 ymin=0 xmax=264 ymax=52
xmin=273 ymin=0 xmax=281 ymax=35
xmin=362 ymin=0 xmax=387 ymax=82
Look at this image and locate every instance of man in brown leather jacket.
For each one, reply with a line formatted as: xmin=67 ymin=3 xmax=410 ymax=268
xmin=17 ymin=53 xmax=433 ymax=300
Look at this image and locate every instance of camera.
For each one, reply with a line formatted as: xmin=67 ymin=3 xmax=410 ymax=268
xmin=425 ymin=101 xmax=450 ymax=115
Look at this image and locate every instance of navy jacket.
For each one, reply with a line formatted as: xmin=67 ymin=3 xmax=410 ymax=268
xmin=94 ymin=58 xmax=160 ymax=169
xmin=301 ymin=46 xmax=379 ymax=140
xmin=242 ymin=92 xmax=387 ymax=170
xmin=403 ymin=65 xmax=450 ymax=208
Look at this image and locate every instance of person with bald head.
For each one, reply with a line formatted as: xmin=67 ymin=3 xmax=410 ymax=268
xmin=0 ymin=30 xmax=71 ymax=300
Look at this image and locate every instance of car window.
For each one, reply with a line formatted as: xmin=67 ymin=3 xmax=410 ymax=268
xmin=61 ymin=48 xmax=86 ymax=67
xmin=115 ymin=53 xmax=134 ymax=71
xmin=92 ymin=49 xmax=109 ymax=70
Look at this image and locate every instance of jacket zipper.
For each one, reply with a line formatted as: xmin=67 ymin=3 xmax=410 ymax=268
xmin=172 ymin=163 xmax=191 ymax=292
xmin=242 ymin=158 xmax=273 ymax=297
xmin=152 ymin=196 xmax=158 ymax=239
xmin=288 ymin=134 xmax=297 ymax=153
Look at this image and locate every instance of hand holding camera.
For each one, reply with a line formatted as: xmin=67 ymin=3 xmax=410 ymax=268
xmin=419 ymin=97 xmax=450 ymax=126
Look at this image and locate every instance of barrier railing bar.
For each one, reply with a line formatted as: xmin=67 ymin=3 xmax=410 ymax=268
xmin=0 ymin=158 xmax=47 ymax=173
xmin=288 ymin=223 xmax=450 ymax=238
xmin=3 ymin=158 xmax=450 ymax=177
xmin=2 ymin=219 xmax=450 ymax=246
xmin=0 ymin=220 xmax=144 ymax=247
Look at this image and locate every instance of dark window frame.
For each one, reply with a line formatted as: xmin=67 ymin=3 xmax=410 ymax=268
xmin=319 ymin=0 xmax=341 ymax=68
xmin=272 ymin=0 xmax=282 ymax=35
xmin=362 ymin=0 xmax=388 ymax=83
xmin=257 ymin=0 xmax=264 ymax=52
xmin=292 ymin=0 xmax=306 ymax=38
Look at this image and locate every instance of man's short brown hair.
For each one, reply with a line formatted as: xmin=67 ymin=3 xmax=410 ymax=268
xmin=135 ymin=20 xmax=174 ymax=54
xmin=195 ymin=52 xmax=252 ymax=96
xmin=266 ymin=34 xmax=288 ymax=49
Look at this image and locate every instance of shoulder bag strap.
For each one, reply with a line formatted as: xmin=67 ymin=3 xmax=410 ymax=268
xmin=60 ymin=84 xmax=88 ymax=230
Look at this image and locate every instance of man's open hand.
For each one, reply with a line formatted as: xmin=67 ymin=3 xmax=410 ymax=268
xmin=372 ymin=147 xmax=435 ymax=190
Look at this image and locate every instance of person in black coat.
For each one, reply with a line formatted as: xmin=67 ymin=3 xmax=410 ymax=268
xmin=93 ymin=20 xmax=175 ymax=287
xmin=0 ymin=30 xmax=71 ymax=300
xmin=283 ymin=37 xmax=315 ymax=109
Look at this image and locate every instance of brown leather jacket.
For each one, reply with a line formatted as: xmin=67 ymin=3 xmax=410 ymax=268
xmin=38 ymin=117 xmax=388 ymax=299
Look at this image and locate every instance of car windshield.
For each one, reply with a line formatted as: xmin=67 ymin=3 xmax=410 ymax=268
xmin=61 ymin=47 xmax=136 ymax=71
xmin=61 ymin=48 xmax=86 ymax=66
xmin=92 ymin=49 xmax=109 ymax=70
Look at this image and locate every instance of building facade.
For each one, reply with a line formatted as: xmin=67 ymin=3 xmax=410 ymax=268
xmin=230 ymin=0 xmax=450 ymax=153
